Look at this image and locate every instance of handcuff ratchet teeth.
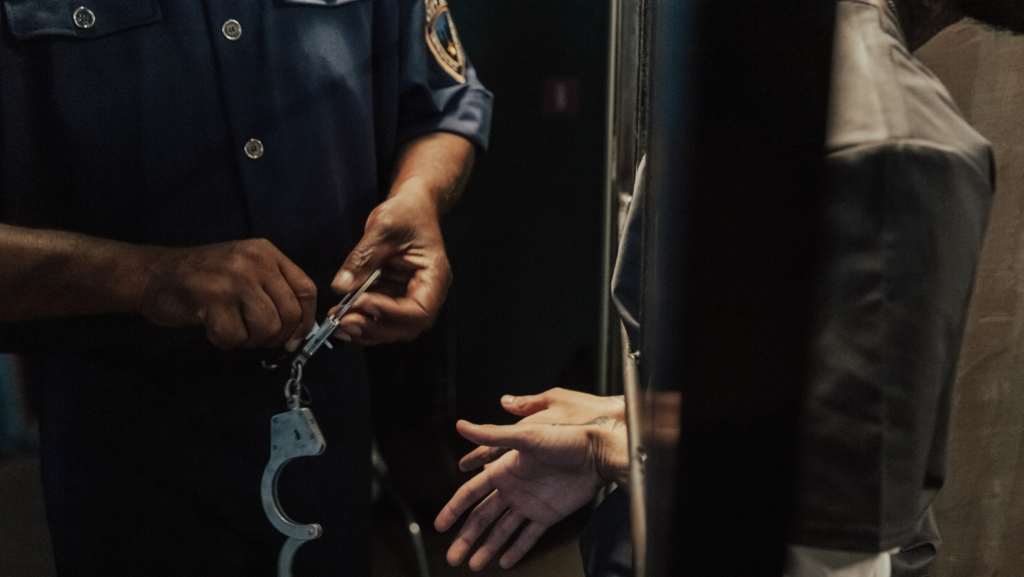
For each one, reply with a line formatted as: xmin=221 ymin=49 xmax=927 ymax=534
xmin=261 ymin=269 xmax=381 ymax=576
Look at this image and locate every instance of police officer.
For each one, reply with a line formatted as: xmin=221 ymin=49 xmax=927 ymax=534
xmin=0 ymin=0 xmax=491 ymax=574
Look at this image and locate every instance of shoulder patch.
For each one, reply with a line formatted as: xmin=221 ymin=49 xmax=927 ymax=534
xmin=425 ymin=0 xmax=467 ymax=84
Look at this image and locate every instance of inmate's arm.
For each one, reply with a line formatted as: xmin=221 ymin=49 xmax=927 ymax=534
xmin=331 ymin=132 xmax=475 ymax=345
xmin=0 ymin=224 xmax=316 ymax=350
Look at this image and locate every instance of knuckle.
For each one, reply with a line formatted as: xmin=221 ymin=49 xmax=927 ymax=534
xmin=238 ymin=238 xmax=273 ymax=263
xmin=206 ymin=278 xmax=236 ymax=303
xmin=366 ymin=208 xmax=413 ymax=243
xmin=247 ymin=237 xmax=273 ymax=252
xmin=347 ymin=245 xmax=374 ymax=270
xmin=279 ymin=303 xmax=302 ymax=328
xmin=208 ymin=327 xmax=245 ymax=350
xmin=371 ymin=209 xmax=397 ymax=232
xmin=262 ymin=316 xmax=284 ymax=342
xmin=224 ymin=251 xmax=250 ymax=276
xmin=295 ymin=277 xmax=317 ymax=300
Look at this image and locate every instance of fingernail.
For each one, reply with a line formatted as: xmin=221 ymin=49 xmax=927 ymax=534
xmin=501 ymin=395 xmax=515 ymax=405
xmin=336 ymin=331 xmax=352 ymax=342
xmin=336 ymin=270 xmax=354 ymax=290
xmin=284 ymin=338 xmax=302 ymax=352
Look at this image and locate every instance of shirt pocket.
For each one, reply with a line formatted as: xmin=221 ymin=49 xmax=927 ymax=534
xmin=4 ymin=0 xmax=161 ymax=40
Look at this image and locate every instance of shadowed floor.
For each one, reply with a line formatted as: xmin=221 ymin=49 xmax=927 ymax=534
xmin=0 ymin=454 xmax=585 ymax=577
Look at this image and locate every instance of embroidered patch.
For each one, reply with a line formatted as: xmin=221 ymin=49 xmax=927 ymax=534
xmin=425 ymin=0 xmax=466 ymax=84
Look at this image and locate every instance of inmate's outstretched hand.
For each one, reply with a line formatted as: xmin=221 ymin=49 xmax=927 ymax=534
xmin=459 ymin=388 xmax=626 ymax=472
xmin=435 ymin=418 xmax=628 ymax=570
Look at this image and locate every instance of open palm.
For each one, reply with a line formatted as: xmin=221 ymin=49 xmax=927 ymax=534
xmin=435 ymin=419 xmax=612 ymax=570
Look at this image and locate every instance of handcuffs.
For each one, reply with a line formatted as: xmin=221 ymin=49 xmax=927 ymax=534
xmin=260 ymin=269 xmax=381 ymax=576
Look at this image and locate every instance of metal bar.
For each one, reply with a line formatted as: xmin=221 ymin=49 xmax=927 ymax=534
xmin=620 ymin=322 xmax=647 ymax=577
xmin=598 ymin=0 xmax=623 ymax=398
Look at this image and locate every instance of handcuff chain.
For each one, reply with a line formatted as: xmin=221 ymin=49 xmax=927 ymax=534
xmin=284 ymin=360 xmax=312 ymax=410
xmin=277 ymin=269 xmax=383 ymax=412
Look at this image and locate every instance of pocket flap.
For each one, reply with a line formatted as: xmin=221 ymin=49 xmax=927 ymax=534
xmin=4 ymin=0 xmax=161 ymax=40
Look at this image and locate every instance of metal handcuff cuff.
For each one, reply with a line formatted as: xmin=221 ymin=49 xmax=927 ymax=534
xmin=260 ymin=269 xmax=381 ymax=577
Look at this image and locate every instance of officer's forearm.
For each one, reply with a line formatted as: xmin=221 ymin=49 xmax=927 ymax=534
xmin=388 ymin=132 xmax=476 ymax=214
xmin=0 ymin=224 xmax=149 ymax=321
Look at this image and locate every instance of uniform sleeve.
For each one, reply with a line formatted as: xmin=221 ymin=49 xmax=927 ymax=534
xmin=395 ymin=0 xmax=493 ymax=151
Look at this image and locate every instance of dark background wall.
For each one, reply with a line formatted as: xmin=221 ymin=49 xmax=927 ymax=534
xmin=916 ymin=22 xmax=1024 ymax=577
xmin=443 ymin=0 xmax=610 ymax=426
xmin=366 ymin=0 xmax=611 ymax=520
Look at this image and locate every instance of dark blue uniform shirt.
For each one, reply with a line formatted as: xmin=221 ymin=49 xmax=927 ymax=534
xmin=1 ymin=0 xmax=490 ymax=351
xmin=0 ymin=0 xmax=491 ymax=573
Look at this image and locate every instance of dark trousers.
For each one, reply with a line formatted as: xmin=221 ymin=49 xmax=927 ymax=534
xmin=33 ymin=345 xmax=372 ymax=576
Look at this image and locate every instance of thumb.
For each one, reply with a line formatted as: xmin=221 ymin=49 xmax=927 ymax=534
xmin=500 ymin=393 xmax=548 ymax=417
xmin=455 ymin=420 xmax=536 ymax=452
xmin=333 ymin=230 xmax=394 ymax=294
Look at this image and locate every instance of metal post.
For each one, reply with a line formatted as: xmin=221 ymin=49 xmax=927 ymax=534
xmin=640 ymin=1 xmax=835 ymax=575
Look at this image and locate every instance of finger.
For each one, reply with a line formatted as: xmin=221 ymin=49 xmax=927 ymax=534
xmin=352 ymin=254 xmax=449 ymax=319
xmin=239 ymin=288 xmax=283 ymax=347
xmin=501 ymin=392 xmax=552 ymax=418
xmin=401 ymin=254 xmax=450 ymax=314
xmin=332 ymin=224 xmax=398 ymax=294
xmin=459 ymin=445 xmax=510 ymax=472
xmin=499 ymin=521 xmax=549 ymax=569
xmin=447 ymin=492 xmax=508 ymax=566
xmin=455 ymin=420 xmax=538 ymax=453
xmin=368 ymin=263 xmax=417 ymax=298
xmin=340 ymin=291 xmax=433 ymax=346
xmin=434 ymin=465 xmax=498 ymax=532
xmin=335 ymin=313 xmax=369 ymax=340
xmin=260 ymin=275 xmax=303 ymax=348
xmin=276 ymin=259 xmax=317 ymax=351
xmin=468 ymin=510 xmax=527 ymax=571
xmin=203 ymin=305 xmax=249 ymax=350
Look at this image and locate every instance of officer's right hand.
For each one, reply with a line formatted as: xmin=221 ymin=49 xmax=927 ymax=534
xmin=137 ymin=239 xmax=316 ymax=350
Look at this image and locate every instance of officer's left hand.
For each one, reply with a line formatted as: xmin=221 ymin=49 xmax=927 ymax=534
xmin=329 ymin=184 xmax=451 ymax=345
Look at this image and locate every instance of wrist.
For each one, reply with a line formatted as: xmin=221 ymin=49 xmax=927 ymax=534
xmin=607 ymin=395 xmax=627 ymax=423
xmin=587 ymin=417 xmax=631 ymax=489
xmin=388 ymin=133 xmax=474 ymax=215
xmin=387 ymin=177 xmax=443 ymax=216
xmin=92 ymin=240 xmax=161 ymax=316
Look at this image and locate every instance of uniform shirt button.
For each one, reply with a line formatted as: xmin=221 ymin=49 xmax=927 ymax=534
xmin=244 ymin=139 xmax=264 ymax=159
xmin=73 ymin=6 xmax=96 ymax=29
xmin=222 ymin=19 xmax=242 ymax=41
